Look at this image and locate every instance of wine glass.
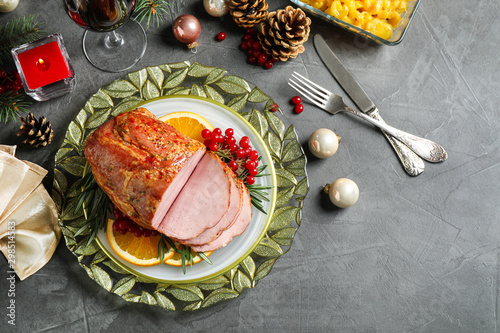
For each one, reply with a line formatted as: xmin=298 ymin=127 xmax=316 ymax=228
xmin=63 ymin=0 xmax=147 ymax=73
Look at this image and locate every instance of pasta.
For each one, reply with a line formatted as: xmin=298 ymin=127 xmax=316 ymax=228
xmin=301 ymin=0 xmax=410 ymax=39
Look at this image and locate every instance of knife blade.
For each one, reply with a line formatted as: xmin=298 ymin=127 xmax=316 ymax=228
xmin=313 ymin=34 xmax=425 ymax=176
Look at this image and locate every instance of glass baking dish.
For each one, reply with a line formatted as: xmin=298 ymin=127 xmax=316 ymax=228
xmin=290 ymin=0 xmax=422 ymax=45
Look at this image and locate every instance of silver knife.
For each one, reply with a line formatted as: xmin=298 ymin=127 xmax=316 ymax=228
xmin=313 ymin=34 xmax=426 ymax=176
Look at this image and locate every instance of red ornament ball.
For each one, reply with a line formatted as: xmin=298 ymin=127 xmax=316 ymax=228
xmin=173 ymin=14 xmax=201 ymax=49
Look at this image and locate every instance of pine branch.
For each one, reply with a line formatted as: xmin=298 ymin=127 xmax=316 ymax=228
xmin=134 ymin=0 xmax=172 ymax=30
xmin=0 ymin=91 xmax=31 ymax=123
xmin=0 ymin=15 xmax=45 ymax=65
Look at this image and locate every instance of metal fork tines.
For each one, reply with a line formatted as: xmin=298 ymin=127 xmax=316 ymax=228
xmin=288 ymin=72 xmax=448 ymax=163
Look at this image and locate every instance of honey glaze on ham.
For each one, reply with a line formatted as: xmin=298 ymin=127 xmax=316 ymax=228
xmin=84 ymin=108 xmax=205 ymax=229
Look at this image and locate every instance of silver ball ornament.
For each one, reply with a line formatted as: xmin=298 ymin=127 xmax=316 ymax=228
xmin=308 ymin=128 xmax=340 ymax=159
xmin=324 ymin=178 xmax=359 ymax=208
xmin=0 ymin=0 xmax=19 ymax=12
xmin=203 ymin=0 xmax=229 ymax=17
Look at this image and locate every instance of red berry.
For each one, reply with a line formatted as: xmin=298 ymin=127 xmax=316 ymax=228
xmin=236 ymin=149 xmax=246 ymax=159
xmin=252 ymin=49 xmax=261 ymax=58
xmin=264 ymin=60 xmax=273 ymax=69
xmin=239 ymin=136 xmax=250 ymax=148
xmin=241 ymin=41 xmax=250 ymax=50
xmin=118 ymin=228 xmax=128 ymax=235
xmin=225 ymin=128 xmax=234 ymax=136
xmin=11 ymin=82 xmax=21 ymax=92
xmin=249 ymin=150 xmax=259 ymax=160
xmin=151 ymin=230 xmax=159 ymax=236
xmin=245 ymin=160 xmax=256 ymax=169
xmin=271 ymin=57 xmax=279 ymax=63
xmin=0 ymin=69 xmax=7 ymax=79
xmin=204 ymin=139 xmax=212 ymax=147
xmin=134 ymin=230 xmax=143 ymax=237
xmin=118 ymin=219 xmax=132 ymax=230
xmin=226 ymin=136 xmax=236 ymax=145
xmin=248 ymin=56 xmax=257 ymax=64
xmin=246 ymin=27 xmax=255 ymax=34
xmin=113 ymin=206 xmax=126 ymax=219
xmin=217 ymin=32 xmax=226 ymax=41
xmin=246 ymin=176 xmax=255 ymax=185
xmin=228 ymin=160 xmax=238 ymax=171
xmin=258 ymin=54 xmax=267 ymax=65
xmin=243 ymin=33 xmax=253 ymax=41
xmin=128 ymin=225 xmax=139 ymax=233
xmin=252 ymin=41 xmax=261 ymax=50
xmin=229 ymin=143 xmax=238 ymax=152
xmin=113 ymin=221 xmax=121 ymax=232
xmin=143 ymin=229 xmax=151 ymax=237
xmin=213 ymin=128 xmax=222 ymax=135
xmin=295 ymin=104 xmax=304 ymax=113
xmin=292 ymin=96 xmax=302 ymax=104
xmin=201 ymin=129 xmax=211 ymax=139
xmin=210 ymin=143 xmax=219 ymax=151
xmin=0 ymin=86 xmax=5 ymax=94
xmin=248 ymin=167 xmax=258 ymax=176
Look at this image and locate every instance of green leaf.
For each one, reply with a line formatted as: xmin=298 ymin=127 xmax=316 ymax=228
xmin=247 ymin=87 xmax=269 ymax=103
xmin=233 ymin=270 xmax=252 ymax=293
xmin=169 ymin=61 xmax=190 ymax=69
xmin=214 ymin=75 xmax=251 ymax=94
xmin=158 ymin=64 xmax=171 ymax=73
xmin=64 ymin=121 xmax=82 ymax=148
xmin=75 ymin=109 xmax=87 ymax=129
xmin=240 ymin=256 xmax=256 ymax=280
xmin=282 ymin=140 xmax=304 ymax=164
xmin=154 ymin=291 xmax=176 ymax=310
xmin=187 ymin=62 xmax=216 ymax=77
xmin=90 ymin=264 xmax=112 ymax=291
xmin=53 ymin=168 xmax=68 ymax=195
xmin=86 ymin=108 xmax=111 ymax=129
xmin=142 ymin=80 xmax=159 ymax=100
xmin=201 ymin=288 xmax=239 ymax=308
xmin=190 ymin=84 xmax=206 ymax=97
xmin=294 ymin=177 xmax=309 ymax=196
xmin=91 ymin=250 xmax=108 ymax=264
xmin=204 ymin=84 xmax=224 ymax=104
xmin=285 ymin=156 xmax=307 ymax=177
xmin=271 ymin=227 xmax=297 ymax=246
xmin=247 ymin=109 xmax=267 ymax=137
xmin=51 ymin=190 xmax=63 ymax=213
xmin=268 ymin=206 xmax=299 ymax=231
xmin=163 ymin=67 xmax=189 ymax=89
xmin=205 ymin=67 xmax=226 ymax=85
xmin=275 ymin=168 xmax=297 ymax=188
xmin=147 ymin=66 xmax=164 ymax=88
xmin=182 ymin=301 xmax=201 ymax=311
xmin=112 ymin=96 xmax=143 ymax=116
xmin=55 ymin=147 xmax=73 ymax=165
xmin=253 ymin=238 xmax=283 ymax=257
xmin=103 ymin=80 xmax=138 ymax=98
xmin=74 ymin=238 xmax=100 ymax=255
xmin=89 ymin=89 xmax=113 ymax=109
xmin=166 ymin=285 xmax=204 ymax=302
xmin=227 ymin=94 xmax=248 ymax=112
xmin=112 ymin=276 xmax=136 ymax=295
xmin=140 ymin=291 xmax=157 ymax=305
xmin=276 ymin=187 xmax=295 ymax=208
xmin=197 ymin=275 xmax=229 ymax=291
xmin=102 ymin=259 xmax=131 ymax=275
xmin=264 ymin=131 xmax=281 ymax=160
xmin=264 ymin=110 xmax=285 ymax=140
xmin=165 ymin=86 xmax=190 ymax=95
xmin=254 ymin=257 xmax=278 ymax=281
xmin=128 ymin=68 xmax=147 ymax=89
xmin=58 ymin=156 xmax=86 ymax=177
xmin=284 ymin=124 xmax=298 ymax=141
xmin=122 ymin=293 xmax=141 ymax=303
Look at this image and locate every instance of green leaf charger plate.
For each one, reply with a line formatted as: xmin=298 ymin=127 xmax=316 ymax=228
xmin=52 ymin=62 xmax=309 ymax=311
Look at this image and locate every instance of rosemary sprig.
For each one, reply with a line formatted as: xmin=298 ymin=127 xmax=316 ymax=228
xmin=134 ymin=0 xmax=172 ymax=30
xmin=157 ymin=234 xmax=212 ymax=274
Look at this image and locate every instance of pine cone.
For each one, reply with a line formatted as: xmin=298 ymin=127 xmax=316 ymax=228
xmin=229 ymin=0 xmax=269 ymax=28
xmin=257 ymin=6 xmax=311 ymax=62
xmin=17 ymin=113 xmax=54 ymax=148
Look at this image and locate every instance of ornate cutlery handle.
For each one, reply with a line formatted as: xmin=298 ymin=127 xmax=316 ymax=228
xmin=370 ymin=110 xmax=425 ymax=176
xmin=346 ymin=107 xmax=448 ymax=163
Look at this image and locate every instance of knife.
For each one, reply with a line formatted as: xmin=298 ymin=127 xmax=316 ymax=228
xmin=313 ymin=34 xmax=425 ymax=176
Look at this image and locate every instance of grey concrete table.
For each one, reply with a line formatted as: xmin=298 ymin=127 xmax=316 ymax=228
xmin=1 ymin=1 xmax=498 ymax=332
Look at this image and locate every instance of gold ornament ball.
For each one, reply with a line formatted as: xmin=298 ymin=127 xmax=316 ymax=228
xmin=204 ymin=0 xmax=229 ymax=17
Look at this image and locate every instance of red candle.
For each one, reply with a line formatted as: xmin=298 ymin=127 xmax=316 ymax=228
xmin=17 ymin=41 xmax=72 ymax=90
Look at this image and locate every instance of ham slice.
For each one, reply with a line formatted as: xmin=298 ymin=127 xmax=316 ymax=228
xmin=157 ymin=152 xmax=231 ymax=240
xmin=190 ymin=179 xmax=252 ymax=252
xmin=84 ymin=108 xmax=206 ymax=229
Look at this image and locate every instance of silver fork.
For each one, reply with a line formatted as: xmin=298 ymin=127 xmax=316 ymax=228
xmin=289 ymin=72 xmax=448 ymax=163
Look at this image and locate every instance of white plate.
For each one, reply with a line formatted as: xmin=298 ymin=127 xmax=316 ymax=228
xmin=96 ymin=95 xmax=277 ymax=284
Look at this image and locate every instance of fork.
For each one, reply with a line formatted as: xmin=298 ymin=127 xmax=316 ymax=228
xmin=288 ymin=72 xmax=448 ymax=163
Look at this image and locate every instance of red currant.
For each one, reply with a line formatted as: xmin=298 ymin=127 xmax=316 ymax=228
xmin=245 ymin=160 xmax=256 ymax=169
xmin=213 ymin=128 xmax=222 ymax=135
xmin=292 ymin=96 xmax=302 ymax=104
xmin=264 ymin=60 xmax=273 ymax=69
xmin=241 ymin=41 xmax=250 ymax=50
xmin=113 ymin=206 xmax=126 ymax=219
xmin=118 ymin=219 xmax=132 ymax=230
xmin=204 ymin=139 xmax=212 ymax=147
xmin=248 ymin=167 xmax=258 ymax=176
xmin=0 ymin=85 xmax=5 ymax=94
xmin=201 ymin=129 xmax=211 ymax=139
xmin=251 ymin=50 xmax=261 ymax=58
xmin=217 ymin=32 xmax=227 ymax=41
xmin=252 ymin=41 xmax=261 ymax=50
xmin=246 ymin=176 xmax=255 ymax=185
xmin=134 ymin=230 xmax=143 ymax=237
xmin=236 ymin=149 xmax=247 ymax=159
xmin=243 ymin=33 xmax=253 ymax=41
xmin=113 ymin=221 xmax=121 ymax=232
xmin=295 ymin=104 xmax=304 ymax=114
xmin=128 ymin=225 xmax=139 ymax=234
xmin=151 ymin=230 xmax=159 ymax=236
xmin=258 ymin=54 xmax=267 ymax=65
xmin=118 ymin=228 xmax=127 ymax=235
xmin=142 ymin=229 xmax=151 ymax=237
xmin=225 ymin=128 xmax=234 ymax=136
xmin=248 ymin=56 xmax=257 ymax=64
xmin=246 ymin=27 xmax=255 ymax=34
xmin=239 ymin=136 xmax=250 ymax=148
xmin=249 ymin=150 xmax=259 ymax=161
xmin=0 ymin=69 xmax=6 ymax=79
xmin=228 ymin=160 xmax=238 ymax=171
xmin=271 ymin=57 xmax=279 ymax=63
xmin=209 ymin=143 xmax=219 ymax=151
xmin=229 ymin=144 xmax=238 ymax=152
xmin=226 ymin=136 xmax=236 ymax=145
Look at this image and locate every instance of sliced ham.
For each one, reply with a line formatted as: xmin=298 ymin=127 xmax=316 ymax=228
xmin=84 ymin=108 xmax=206 ymax=229
xmin=157 ymin=151 xmax=231 ymax=240
xmin=181 ymin=168 xmax=243 ymax=246
xmin=190 ymin=179 xmax=252 ymax=252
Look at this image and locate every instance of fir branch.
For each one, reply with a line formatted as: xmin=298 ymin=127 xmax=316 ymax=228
xmin=0 ymin=91 xmax=31 ymax=123
xmin=134 ymin=0 xmax=172 ymax=30
xmin=0 ymin=15 xmax=45 ymax=65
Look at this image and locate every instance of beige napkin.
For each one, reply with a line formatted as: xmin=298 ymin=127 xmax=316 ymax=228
xmin=0 ymin=146 xmax=61 ymax=280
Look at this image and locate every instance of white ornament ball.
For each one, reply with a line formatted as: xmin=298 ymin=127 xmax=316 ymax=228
xmin=203 ymin=0 xmax=229 ymax=17
xmin=325 ymin=178 xmax=359 ymax=208
xmin=308 ymin=128 xmax=340 ymax=159
xmin=0 ymin=0 xmax=19 ymax=13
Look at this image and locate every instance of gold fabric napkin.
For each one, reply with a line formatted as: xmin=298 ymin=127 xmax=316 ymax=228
xmin=0 ymin=146 xmax=61 ymax=280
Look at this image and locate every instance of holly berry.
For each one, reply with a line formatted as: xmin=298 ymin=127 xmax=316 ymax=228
xmin=295 ymin=104 xmax=304 ymax=114
xmin=292 ymin=96 xmax=302 ymax=104
xmin=217 ymin=32 xmax=227 ymax=41
xmin=264 ymin=60 xmax=273 ymax=69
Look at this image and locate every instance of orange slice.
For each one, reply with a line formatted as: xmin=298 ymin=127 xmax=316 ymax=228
xmin=107 ymin=219 xmax=174 ymax=266
xmin=164 ymin=244 xmax=213 ymax=267
xmin=159 ymin=112 xmax=214 ymax=142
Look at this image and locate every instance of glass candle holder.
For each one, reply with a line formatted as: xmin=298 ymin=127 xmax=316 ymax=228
xmin=11 ymin=34 xmax=76 ymax=101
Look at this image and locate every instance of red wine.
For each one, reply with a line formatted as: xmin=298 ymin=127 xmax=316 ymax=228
xmin=64 ymin=0 xmax=136 ymax=32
